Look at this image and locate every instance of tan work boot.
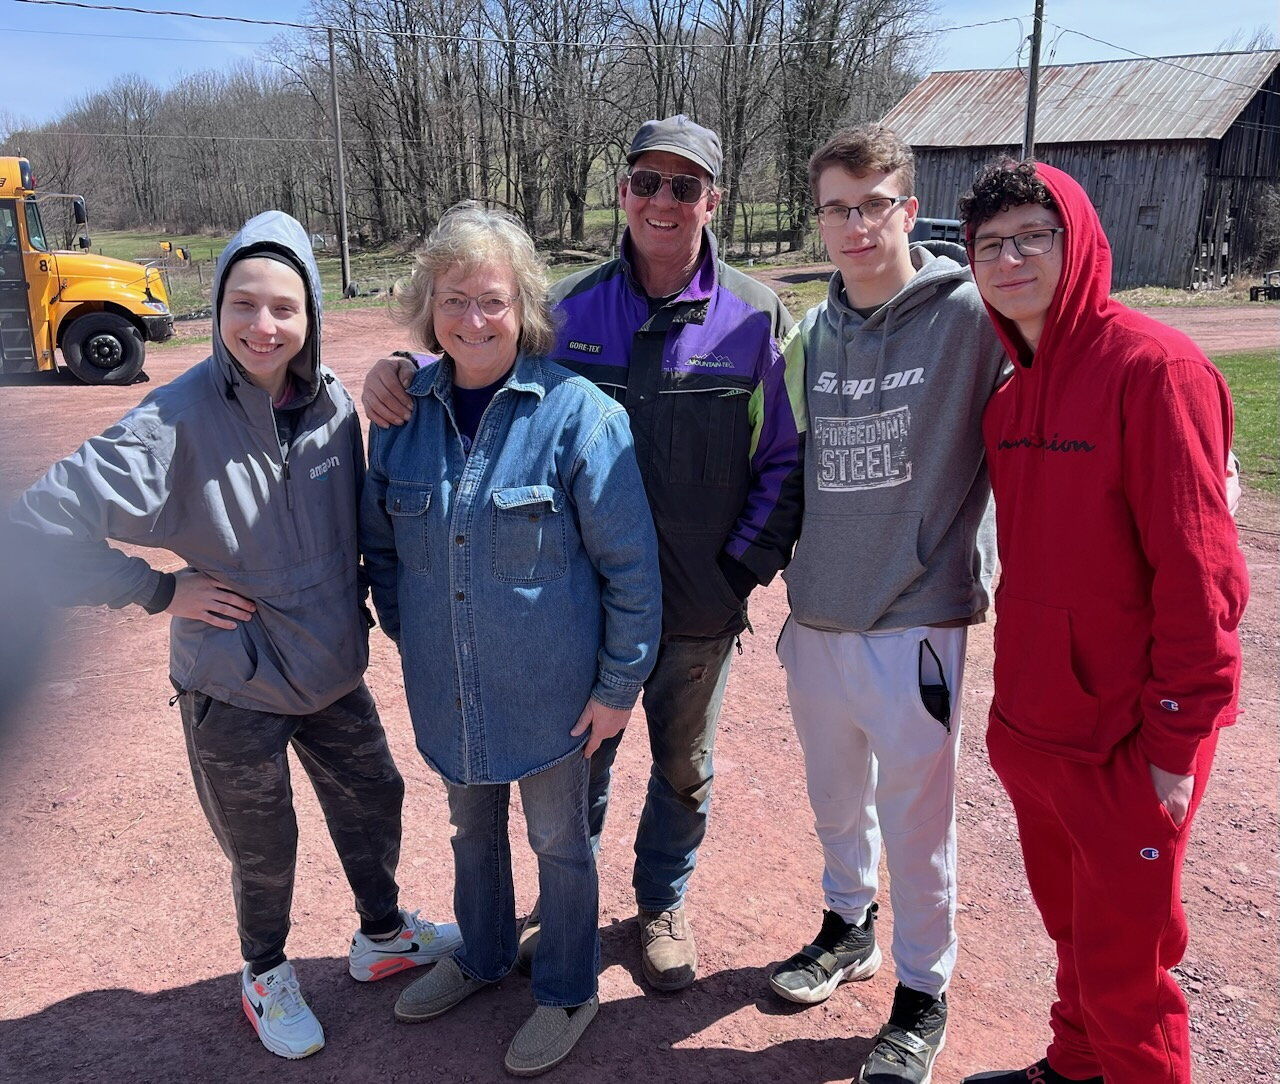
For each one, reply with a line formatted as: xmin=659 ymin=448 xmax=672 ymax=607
xmin=638 ymin=906 xmax=697 ymax=991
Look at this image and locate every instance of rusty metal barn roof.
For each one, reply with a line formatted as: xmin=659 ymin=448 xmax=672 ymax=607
xmin=881 ymin=50 xmax=1280 ymax=146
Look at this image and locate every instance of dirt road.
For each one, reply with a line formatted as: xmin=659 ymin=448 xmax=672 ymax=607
xmin=0 ymin=308 xmax=1275 ymax=1083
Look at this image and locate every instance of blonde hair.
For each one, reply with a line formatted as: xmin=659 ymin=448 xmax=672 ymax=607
xmin=395 ymin=201 xmax=557 ymax=357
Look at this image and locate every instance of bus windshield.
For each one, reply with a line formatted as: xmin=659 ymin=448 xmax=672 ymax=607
xmin=23 ymin=198 xmax=48 ymax=252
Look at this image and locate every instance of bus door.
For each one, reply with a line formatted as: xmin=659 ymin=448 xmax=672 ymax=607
xmin=0 ymin=199 xmax=38 ymax=373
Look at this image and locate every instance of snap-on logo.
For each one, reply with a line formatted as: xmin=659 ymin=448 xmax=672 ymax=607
xmin=567 ymin=340 xmax=602 ymax=354
xmin=1160 ymin=699 xmax=1180 ymax=712
xmin=309 ymin=455 xmax=340 ymax=480
xmin=812 ymin=368 xmax=924 ymax=398
xmin=1140 ymin=847 xmax=1160 ymax=860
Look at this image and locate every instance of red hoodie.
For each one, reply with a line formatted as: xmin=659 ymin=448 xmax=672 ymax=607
xmin=977 ymin=163 xmax=1248 ymax=775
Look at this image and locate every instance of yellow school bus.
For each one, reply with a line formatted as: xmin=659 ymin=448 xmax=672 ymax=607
xmin=0 ymin=157 xmax=173 ymax=384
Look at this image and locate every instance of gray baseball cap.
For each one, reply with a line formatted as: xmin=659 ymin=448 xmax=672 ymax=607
xmin=626 ymin=115 xmax=722 ymax=180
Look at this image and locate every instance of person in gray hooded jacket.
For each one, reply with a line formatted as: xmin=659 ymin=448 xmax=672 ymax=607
xmin=767 ymin=127 xmax=1008 ymax=1084
xmin=10 ymin=211 xmax=460 ymax=1061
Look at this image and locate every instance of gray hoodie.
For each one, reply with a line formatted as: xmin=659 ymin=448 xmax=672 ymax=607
xmin=781 ymin=243 xmax=1009 ymax=632
xmin=12 ymin=211 xmax=369 ymax=714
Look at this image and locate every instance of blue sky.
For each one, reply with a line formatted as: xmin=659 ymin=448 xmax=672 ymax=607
xmin=3 ymin=0 xmax=1276 ymax=126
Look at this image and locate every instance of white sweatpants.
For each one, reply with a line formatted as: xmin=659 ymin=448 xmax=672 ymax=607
xmin=778 ymin=619 xmax=966 ymax=998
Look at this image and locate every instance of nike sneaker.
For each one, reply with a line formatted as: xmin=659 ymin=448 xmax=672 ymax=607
xmin=347 ymin=908 xmax=463 ymax=982
xmin=240 ymin=961 xmax=324 ymax=1060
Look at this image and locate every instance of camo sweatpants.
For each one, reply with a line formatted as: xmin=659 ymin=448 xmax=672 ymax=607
xmin=177 ymin=680 xmax=404 ymax=972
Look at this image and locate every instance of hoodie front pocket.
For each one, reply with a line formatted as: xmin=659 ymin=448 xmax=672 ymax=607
xmin=993 ymin=593 xmax=1100 ymax=749
xmin=782 ymin=510 xmax=926 ymax=630
xmin=386 ymin=481 xmax=432 ymax=573
xmin=491 ymin=485 xmax=567 ymax=583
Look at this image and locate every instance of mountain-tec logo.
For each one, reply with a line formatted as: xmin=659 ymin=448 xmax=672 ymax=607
xmin=309 ymin=455 xmax=341 ymax=480
xmin=685 ymin=352 xmax=735 ymax=369
xmin=812 ymin=368 xmax=924 ymax=398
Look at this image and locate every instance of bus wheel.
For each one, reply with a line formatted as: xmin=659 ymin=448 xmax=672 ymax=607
xmin=62 ymin=314 xmax=145 ymax=385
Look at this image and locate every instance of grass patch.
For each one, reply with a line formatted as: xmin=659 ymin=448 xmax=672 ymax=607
xmin=1213 ymin=349 xmax=1278 ymax=495
xmin=1116 ymin=283 xmax=1269 ymax=307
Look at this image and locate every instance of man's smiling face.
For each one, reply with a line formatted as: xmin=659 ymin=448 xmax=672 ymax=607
xmin=619 ymin=150 xmax=719 ymax=274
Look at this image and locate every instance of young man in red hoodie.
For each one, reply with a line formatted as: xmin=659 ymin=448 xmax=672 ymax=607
xmin=956 ymin=160 xmax=1249 ymax=1084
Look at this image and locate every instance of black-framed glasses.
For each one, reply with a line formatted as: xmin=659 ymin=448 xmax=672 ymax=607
xmin=814 ymin=195 xmax=910 ymax=226
xmin=968 ymin=227 xmax=1065 ymax=263
xmin=627 ymin=169 xmax=710 ymax=205
xmin=434 ymin=292 xmax=515 ymax=317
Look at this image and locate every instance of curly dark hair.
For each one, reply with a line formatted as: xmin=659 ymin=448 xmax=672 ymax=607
xmin=958 ymin=157 xmax=1058 ymax=228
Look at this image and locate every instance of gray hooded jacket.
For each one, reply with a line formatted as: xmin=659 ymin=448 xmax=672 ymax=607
xmin=12 ymin=211 xmax=369 ymax=714
xmin=781 ymin=243 xmax=1009 ymax=632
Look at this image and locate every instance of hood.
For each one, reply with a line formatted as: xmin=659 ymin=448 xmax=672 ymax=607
xmin=211 ymin=210 xmax=323 ymax=404
xmin=50 ymin=250 xmax=153 ymax=291
xmin=822 ymin=243 xmax=973 ymax=413
xmin=969 ymin=162 xmax=1119 ymax=370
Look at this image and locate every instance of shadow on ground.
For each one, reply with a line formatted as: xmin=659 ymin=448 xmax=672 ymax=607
xmin=2 ymin=920 xmax=874 ymax=1083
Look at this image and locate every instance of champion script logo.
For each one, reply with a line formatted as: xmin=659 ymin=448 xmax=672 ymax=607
xmin=996 ymin=433 xmax=1096 ymax=453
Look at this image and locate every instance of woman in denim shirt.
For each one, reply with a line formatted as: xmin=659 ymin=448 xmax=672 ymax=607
xmin=361 ymin=203 xmax=662 ymax=1076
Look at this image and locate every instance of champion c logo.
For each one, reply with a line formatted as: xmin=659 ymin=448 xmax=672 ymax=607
xmin=1140 ymin=847 xmax=1160 ymax=860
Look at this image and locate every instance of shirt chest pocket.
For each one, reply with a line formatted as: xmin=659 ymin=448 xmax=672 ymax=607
xmin=386 ymin=481 xmax=432 ymax=574
xmin=660 ymin=374 xmax=752 ymax=488
xmin=490 ymin=485 xmax=568 ymax=584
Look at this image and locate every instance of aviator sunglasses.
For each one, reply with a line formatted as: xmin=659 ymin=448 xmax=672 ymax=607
xmin=627 ymin=168 xmax=710 ymax=205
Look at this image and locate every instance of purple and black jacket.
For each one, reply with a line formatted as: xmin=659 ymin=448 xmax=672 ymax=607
xmin=548 ymin=229 xmax=804 ymax=640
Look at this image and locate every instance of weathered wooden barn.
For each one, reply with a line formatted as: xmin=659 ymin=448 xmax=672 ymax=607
xmin=881 ymin=50 xmax=1280 ymax=289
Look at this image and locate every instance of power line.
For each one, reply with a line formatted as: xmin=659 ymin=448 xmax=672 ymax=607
xmin=0 ymin=21 xmax=273 ymax=45
xmin=11 ymin=0 xmax=1019 ymax=51
xmin=1046 ymin=22 xmax=1280 ymax=99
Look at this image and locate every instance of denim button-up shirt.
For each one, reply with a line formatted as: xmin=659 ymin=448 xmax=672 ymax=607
xmin=361 ymin=353 xmax=662 ymax=784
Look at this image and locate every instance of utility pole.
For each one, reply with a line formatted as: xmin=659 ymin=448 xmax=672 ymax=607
xmin=1023 ymin=0 xmax=1045 ymax=159
xmin=328 ymin=28 xmax=352 ymax=297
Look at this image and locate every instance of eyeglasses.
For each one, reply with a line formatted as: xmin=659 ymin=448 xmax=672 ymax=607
xmin=814 ymin=196 xmax=910 ymax=226
xmin=434 ymin=292 xmax=515 ymax=317
xmin=967 ymin=227 xmax=1065 ymax=263
xmin=627 ymin=169 xmax=710 ymax=205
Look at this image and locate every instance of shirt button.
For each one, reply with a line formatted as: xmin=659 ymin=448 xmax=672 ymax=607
xmin=455 ymin=535 xmax=465 ymax=545
xmin=455 ymin=697 xmax=462 ymax=709
xmin=528 ymin=513 xmax=540 ymax=521
xmin=455 ymin=591 xmax=465 ymax=601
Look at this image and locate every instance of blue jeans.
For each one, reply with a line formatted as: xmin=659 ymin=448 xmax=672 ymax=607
xmin=587 ymin=634 xmax=736 ymax=912
xmin=446 ymin=752 xmax=597 ymax=1006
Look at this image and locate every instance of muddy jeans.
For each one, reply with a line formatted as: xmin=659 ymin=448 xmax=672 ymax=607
xmin=177 ymin=681 xmax=404 ymax=973
xmin=586 ymin=633 xmax=736 ymax=912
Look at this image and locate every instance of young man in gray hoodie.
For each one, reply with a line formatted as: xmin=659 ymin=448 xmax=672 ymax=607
xmin=10 ymin=212 xmax=460 ymax=1061
xmin=769 ymin=126 xmax=1008 ymax=1084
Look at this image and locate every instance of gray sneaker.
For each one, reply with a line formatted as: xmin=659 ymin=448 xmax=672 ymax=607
xmin=504 ymin=997 xmax=599 ymax=1077
xmin=770 ymin=903 xmax=880 ymax=1004
xmin=857 ymin=983 xmax=948 ymax=1084
xmin=393 ymin=956 xmax=491 ymax=1023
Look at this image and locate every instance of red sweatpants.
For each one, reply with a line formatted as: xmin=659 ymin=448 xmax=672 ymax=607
xmin=987 ymin=719 xmax=1218 ymax=1084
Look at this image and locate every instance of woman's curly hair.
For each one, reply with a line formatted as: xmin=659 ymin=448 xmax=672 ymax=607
xmin=958 ymin=158 xmax=1058 ymax=228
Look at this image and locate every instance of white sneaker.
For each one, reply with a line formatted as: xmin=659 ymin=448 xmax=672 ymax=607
xmin=240 ymin=961 xmax=325 ymax=1060
xmin=348 ymin=908 xmax=463 ymax=982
